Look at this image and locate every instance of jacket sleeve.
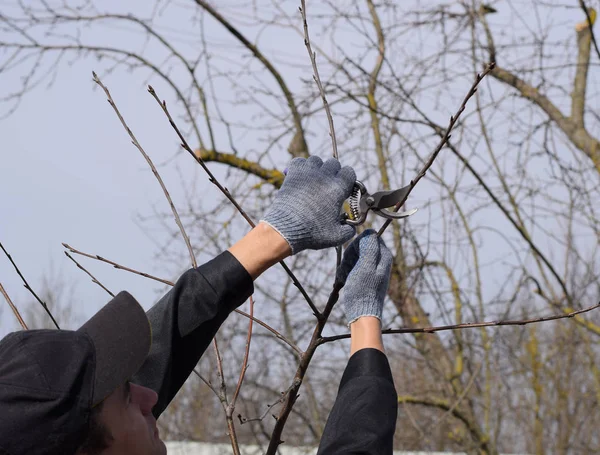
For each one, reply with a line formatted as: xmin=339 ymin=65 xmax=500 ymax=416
xmin=317 ymin=348 xmax=398 ymax=455
xmin=132 ymin=251 xmax=254 ymax=418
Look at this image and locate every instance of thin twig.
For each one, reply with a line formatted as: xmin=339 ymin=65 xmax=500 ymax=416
xmin=146 ymin=85 xmax=320 ymax=318
xmin=62 ymin=243 xmax=175 ymax=286
xmin=92 ymin=72 xmax=197 ymax=269
xmin=213 ymin=335 xmax=242 ymax=455
xmin=0 ymin=241 xmax=59 ymax=328
xmin=235 ymin=308 xmax=303 ymax=356
xmin=299 ymin=0 xmax=338 ymax=160
xmin=377 ymin=62 xmax=495 ymax=236
xmin=298 ymin=0 xmax=343 ymax=268
xmin=318 ymin=300 xmax=600 ymax=344
xmin=424 ymin=361 xmax=483 ymax=436
xmin=65 ymin=242 xmax=298 ymax=350
xmin=193 ymin=369 xmax=220 ymax=397
xmin=238 ymin=378 xmax=301 ymax=425
xmin=0 ymin=282 xmax=28 ymax=330
xmin=228 ymin=295 xmax=255 ymax=415
xmin=64 ymin=251 xmax=115 ymax=297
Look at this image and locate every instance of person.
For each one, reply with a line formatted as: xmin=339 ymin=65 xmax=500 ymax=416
xmin=0 ymin=155 xmax=398 ymax=455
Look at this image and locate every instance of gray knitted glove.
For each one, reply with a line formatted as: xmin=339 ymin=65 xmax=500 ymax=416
xmin=336 ymin=229 xmax=393 ymax=325
xmin=261 ymin=155 xmax=356 ymax=254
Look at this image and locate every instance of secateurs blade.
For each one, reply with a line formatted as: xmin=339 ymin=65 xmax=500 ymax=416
xmin=343 ymin=180 xmax=418 ymax=226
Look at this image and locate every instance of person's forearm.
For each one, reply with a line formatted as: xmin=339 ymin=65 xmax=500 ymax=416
xmin=350 ymin=316 xmax=384 ymax=355
xmin=228 ymin=222 xmax=291 ymax=280
xmin=133 ymin=252 xmax=254 ymax=418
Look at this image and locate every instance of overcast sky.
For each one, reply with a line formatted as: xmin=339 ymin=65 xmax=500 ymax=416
xmin=0 ymin=1 xmax=593 ymax=336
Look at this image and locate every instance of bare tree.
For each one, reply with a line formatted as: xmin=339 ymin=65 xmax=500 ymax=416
xmin=2 ymin=1 xmax=600 ymax=453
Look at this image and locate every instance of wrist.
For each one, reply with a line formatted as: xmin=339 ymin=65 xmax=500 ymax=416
xmin=228 ymin=222 xmax=292 ymax=280
xmin=349 ymin=316 xmax=384 ymax=355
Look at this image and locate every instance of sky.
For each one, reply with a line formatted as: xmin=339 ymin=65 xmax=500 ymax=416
xmin=0 ymin=3 xmax=231 ymax=332
xmin=0 ymin=0 xmax=595 ymax=337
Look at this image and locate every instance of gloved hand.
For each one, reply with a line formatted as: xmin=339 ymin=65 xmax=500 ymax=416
xmin=336 ymin=229 xmax=393 ymax=325
xmin=261 ymin=155 xmax=356 ymax=254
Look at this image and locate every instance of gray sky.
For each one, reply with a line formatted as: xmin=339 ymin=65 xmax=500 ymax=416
xmin=0 ymin=0 xmax=314 ymax=335
xmin=0 ymin=0 xmax=595 ymax=336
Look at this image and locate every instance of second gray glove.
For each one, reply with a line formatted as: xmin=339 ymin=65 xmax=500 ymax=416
xmin=336 ymin=229 xmax=393 ymax=325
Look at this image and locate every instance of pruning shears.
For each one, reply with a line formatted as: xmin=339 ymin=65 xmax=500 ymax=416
xmin=342 ymin=180 xmax=418 ymax=226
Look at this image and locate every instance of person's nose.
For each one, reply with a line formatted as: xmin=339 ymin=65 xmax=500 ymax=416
xmin=130 ymin=382 xmax=159 ymax=415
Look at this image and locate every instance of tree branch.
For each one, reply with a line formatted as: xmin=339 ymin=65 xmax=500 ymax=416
xmin=319 ymin=300 xmax=600 ymax=343
xmin=147 ymin=85 xmax=319 ymax=318
xmin=194 ymin=148 xmax=284 ymax=188
xmin=64 ymin=251 xmax=115 ymax=297
xmin=0 ymin=241 xmax=59 ymax=328
xmin=0 ymin=282 xmax=28 ymax=330
xmin=299 ymin=0 xmax=337 ymax=160
xmin=92 ymin=72 xmax=197 ymax=268
xmin=378 ymin=62 xmax=495 ymax=236
xmin=193 ymin=0 xmax=308 ymax=158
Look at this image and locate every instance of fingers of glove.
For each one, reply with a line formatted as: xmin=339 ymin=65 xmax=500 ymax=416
xmin=375 ymin=239 xmax=393 ymax=285
xmin=356 ymin=230 xmax=382 ymax=268
xmin=336 ymin=239 xmax=360 ymax=284
xmin=320 ymin=158 xmax=342 ymax=176
xmin=337 ymin=223 xmax=356 ymax=246
xmin=305 ymin=155 xmax=324 ymax=169
xmin=337 ymin=166 xmax=357 ymax=194
xmin=286 ymin=157 xmax=306 ymax=174
xmin=336 ymin=229 xmax=375 ymax=283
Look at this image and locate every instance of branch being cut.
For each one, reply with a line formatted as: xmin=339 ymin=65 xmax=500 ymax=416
xmin=378 ymin=62 xmax=496 ymax=236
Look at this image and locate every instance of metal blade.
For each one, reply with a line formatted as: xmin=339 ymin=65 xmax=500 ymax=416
xmin=373 ymin=207 xmax=418 ymax=220
xmin=370 ymin=184 xmax=411 ymax=209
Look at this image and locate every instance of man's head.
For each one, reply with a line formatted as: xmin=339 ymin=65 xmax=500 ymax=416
xmin=0 ymin=291 xmax=162 ymax=455
xmin=78 ymin=382 xmax=166 ymax=455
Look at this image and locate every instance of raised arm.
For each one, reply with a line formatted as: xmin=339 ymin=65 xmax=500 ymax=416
xmin=132 ymin=156 xmax=357 ymax=417
xmin=318 ymin=230 xmax=398 ymax=455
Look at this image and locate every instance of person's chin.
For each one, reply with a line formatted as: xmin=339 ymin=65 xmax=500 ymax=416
xmin=155 ymin=438 xmax=166 ymax=455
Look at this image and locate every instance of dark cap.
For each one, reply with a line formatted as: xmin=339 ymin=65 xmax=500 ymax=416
xmin=0 ymin=291 xmax=151 ymax=455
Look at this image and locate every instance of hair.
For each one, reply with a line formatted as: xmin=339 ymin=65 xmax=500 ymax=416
xmin=76 ymin=401 xmax=113 ymax=454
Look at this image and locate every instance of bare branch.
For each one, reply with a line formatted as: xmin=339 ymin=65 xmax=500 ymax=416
xmin=299 ymin=0 xmax=338 ymax=160
xmin=228 ymin=295 xmax=254 ymax=415
xmin=0 ymin=241 xmax=59 ymax=329
xmin=194 ymin=149 xmax=285 ymax=188
xmin=92 ymin=72 xmax=197 ymax=268
xmin=319 ymin=300 xmax=600 ymax=344
xmin=234 ymin=308 xmax=303 ymax=356
xmin=147 ymin=85 xmax=320 ymax=318
xmin=193 ymin=0 xmax=308 ymax=157
xmin=62 ymin=243 xmax=175 ymax=286
xmin=377 ymin=62 xmax=496 ymax=236
xmin=238 ymin=378 xmax=301 ymax=425
xmin=0 ymin=282 xmax=28 ymax=330
xmin=578 ymin=1 xmax=600 ymax=62
xmin=64 ymin=251 xmax=114 ymax=297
